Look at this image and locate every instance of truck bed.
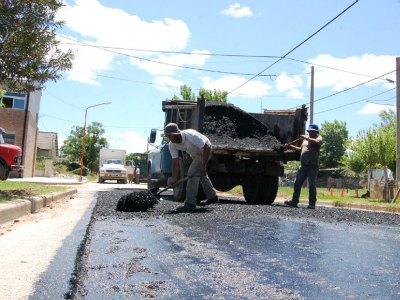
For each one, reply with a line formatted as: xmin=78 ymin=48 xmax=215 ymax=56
xmin=203 ymin=102 xmax=295 ymax=157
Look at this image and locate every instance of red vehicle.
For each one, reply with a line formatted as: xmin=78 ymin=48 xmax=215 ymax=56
xmin=0 ymin=143 xmax=23 ymax=180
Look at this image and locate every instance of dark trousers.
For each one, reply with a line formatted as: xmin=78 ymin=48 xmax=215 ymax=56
xmin=292 ymin=164 xmax=319 ymax=205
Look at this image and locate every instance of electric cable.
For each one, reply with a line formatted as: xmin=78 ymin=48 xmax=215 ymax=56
xmin=227 ymin=0 xmax=360 ymax=94
xmin=61 ymin=39 xmax=393 ymax=83
xmin=289 ymin=69 xmax=396 ymax=110
xmin=314 ymin=88 xmax=395 ymax=115
xmin=61 ymin=36 xmax=303 ymax=77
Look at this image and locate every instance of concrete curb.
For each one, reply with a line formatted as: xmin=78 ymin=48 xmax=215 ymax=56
xmin=0 ymin=188 xmax=78 ymax=225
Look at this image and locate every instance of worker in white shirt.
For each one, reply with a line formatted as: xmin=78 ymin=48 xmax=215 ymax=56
xmin=164 ymin=123 xmax=218 ymax=212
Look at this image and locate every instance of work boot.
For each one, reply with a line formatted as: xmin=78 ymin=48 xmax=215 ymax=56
xmin=284 ymin=200 xmax=298 ymax=208
xmin=176 ymin=203 xmax=197 ymax=212
xmin=307 ymin=204 xmax=316 ymax=209
xmin=199 ymin=196 xmax=219 ymax=206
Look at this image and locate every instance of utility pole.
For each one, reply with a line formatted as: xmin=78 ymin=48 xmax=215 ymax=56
xmin=310 ymin=66 xmax=314 ymax=124
xmin=393 ymin=57 xmax=400 ymax=203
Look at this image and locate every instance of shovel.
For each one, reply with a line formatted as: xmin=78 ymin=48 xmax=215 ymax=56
xmin=149 ymin=176 xmax=189 ymax=199
xmin=273 ymin=137 xmax=303 ymax=151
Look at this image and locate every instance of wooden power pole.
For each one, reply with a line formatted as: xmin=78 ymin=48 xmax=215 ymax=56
xmin=393 ymin=57 xmax=400 ymax=203
xmin=310 ymin=66 xmax=314 ymax=124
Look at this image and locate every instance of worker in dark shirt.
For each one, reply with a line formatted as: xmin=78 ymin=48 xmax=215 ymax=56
xmin=284 ymin=124 xmax=323 ymax=209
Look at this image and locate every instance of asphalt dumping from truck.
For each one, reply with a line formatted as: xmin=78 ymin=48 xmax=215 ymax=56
xmin=203 ymin=102 xmax=284 ymax=151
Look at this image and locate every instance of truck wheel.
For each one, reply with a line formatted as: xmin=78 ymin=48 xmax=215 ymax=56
xmin=147 ymin=164 xmax=159 ymax=192
xmin=0 ymin=163 xmax=8 ymax=180
xmin=98 ymin=176 xmax=105 ymax=183
xmin=242 ymin=176 xmax=278 ymax=205
xmin=263 ymin=176 xmax=279 ymax=205
xmin=242 ymin=176 xmax=263 ymax=204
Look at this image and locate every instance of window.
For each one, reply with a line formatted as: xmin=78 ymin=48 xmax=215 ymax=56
xmin=3 ymin=133 xmax=15 ymax=144
xmin=1 ymin=92 xmax=26 ymax=110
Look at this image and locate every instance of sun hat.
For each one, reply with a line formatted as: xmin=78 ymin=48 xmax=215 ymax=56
xmin=307 ymin=124 xmax=319 ymax=132
xmin=163 ymin=123 xmax=181 ymax=136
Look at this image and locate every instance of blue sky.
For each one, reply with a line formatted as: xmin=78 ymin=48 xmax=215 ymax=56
xmin=40 ymin=0 xmax=399 ymax=153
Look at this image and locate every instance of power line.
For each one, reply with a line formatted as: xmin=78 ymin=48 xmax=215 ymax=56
xmin=61 ymin=39 xmax=392 ymax=82
xmin=313 ymin=70 xmax=395 ymax=104
xmin=61 ymin=36 xmax=303 ymax=78
xmin=227 ymin=0 xmax=360 ymax=94
xmin=41 ymin=113 xmax=158 ymax=129
xmin=315 ymin=88 xmax=396 ymax=115
xmin=286 ymin=57 xmax=395 ymax=82
xmin=289 ymin=69 xmax=396 ymax=110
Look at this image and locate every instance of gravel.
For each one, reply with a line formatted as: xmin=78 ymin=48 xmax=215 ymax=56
xmin=203 ymin=102 xmax=283 ymax=151
xmin=97 ymin=189 xmax=400 ymax=227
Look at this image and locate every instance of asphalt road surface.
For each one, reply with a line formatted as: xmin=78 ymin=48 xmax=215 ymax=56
xmin=72 ymin=188 xmax=400 ymax=300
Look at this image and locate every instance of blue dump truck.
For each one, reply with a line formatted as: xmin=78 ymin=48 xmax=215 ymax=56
xmin=147 ymin=97 xmax=307 ymax=204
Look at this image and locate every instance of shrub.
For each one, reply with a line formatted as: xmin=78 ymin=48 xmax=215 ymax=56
xmin=72 ymin=167 xmax=89 ymax=176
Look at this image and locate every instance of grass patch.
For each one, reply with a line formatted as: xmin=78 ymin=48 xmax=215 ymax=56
xmin=224 ymin=185 xmax=400 ymax=210
xmin=0 ymin=181 xmax=66 ymax=202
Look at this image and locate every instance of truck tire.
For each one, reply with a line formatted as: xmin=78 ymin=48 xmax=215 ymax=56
xmin=242 ymin=175 xmax=278 ymax=205
xmin=263 ymin=176 xmax=279 ymax=205
xmin=0 ymin=163 xmax=8 ymax=180
xmin=98 ymin=176 xmax=105 ymax=183
xmin=147 ymin=164 xmax=159 ymax=192
xmin=242 ymin=176 xmax=263 ymax=204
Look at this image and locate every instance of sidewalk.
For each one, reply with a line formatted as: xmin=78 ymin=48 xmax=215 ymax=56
xmin=1 ymin=176 xmax=86 ymax=225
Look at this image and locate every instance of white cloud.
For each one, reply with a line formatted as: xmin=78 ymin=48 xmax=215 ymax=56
xmin=56 ymin=0 xmax=206 ymax=83
xmin=57 ymin=35 xmax=113 ymax=85
xmin=221 ymin=3 xmax=253 ymax=18
xmin=106 ymin=131 xmax=148 ymax=153
xmin=308 ymin=54 xmax=397 ymax=91
xmin=275 ymin=73 xmax=304 ymax=99
xmin=153 ymin=76 xmax=183 ymax=92
xmin=357 ymin=102 xmax=395 ymax=115
xmin=201 ymin=75 xmax=272 ymax=98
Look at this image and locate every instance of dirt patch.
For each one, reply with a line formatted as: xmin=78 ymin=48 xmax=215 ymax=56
xmin=0 ymin=188 xmax=34 ymax=198
xmin=203 ymin=102 xmax=283 ymax=150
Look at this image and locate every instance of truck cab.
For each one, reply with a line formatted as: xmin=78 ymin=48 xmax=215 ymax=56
xmin=98 ymin=149 xmax=128 ymax=184
xmin=0 ymin=143 xmax=23 ymax=180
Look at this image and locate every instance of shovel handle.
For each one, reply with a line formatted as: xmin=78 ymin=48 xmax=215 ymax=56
xmin=156 ymin=176 xmax=189 ymax=196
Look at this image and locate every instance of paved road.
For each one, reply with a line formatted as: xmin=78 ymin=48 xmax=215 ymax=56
xmin=0 ymin=181 xmax=141 ymax=300
xmin=1 ymin=182 xmax=400 ymax=299
xmin=74 ymin=189 xmax=400 ymax=300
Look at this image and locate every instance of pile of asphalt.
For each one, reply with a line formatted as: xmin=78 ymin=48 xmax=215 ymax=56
xmin=203 ymin=102 xmax=283 ymax=151
xmin=116 ymin=190 xmax=158 ymax=212
xmin=103 ymin=190 xmax=400 ymax=227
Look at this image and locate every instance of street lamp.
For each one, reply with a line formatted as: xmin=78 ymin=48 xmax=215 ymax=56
xmin=79 ymin=102 xmax=111 ymax=182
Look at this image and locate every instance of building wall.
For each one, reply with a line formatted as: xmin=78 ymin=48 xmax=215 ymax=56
xmin=0 ymin=108 xmax=25 ymax=145
xmin=0 ymin=89 xmax=42 ymax=178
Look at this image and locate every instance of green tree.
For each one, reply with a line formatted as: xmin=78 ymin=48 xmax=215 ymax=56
xmin=60 ymin=122 xmax=108 ymax=173
xmin=199 ymin=87 xmax=228 ymax=103
xmin=0 ymin=0 xmax=74 ymax=92
xmin=341 ymin=110 xmax=396 ymax=175
xmin=319 ymin=120 xmax=348 ymax=168
xmin=172 ymin=85 xmax=228 ymax=103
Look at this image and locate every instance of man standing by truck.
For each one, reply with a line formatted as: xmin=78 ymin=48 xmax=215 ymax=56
xmin=0 ymin=127 xmax=5 ymax=144
xmin=284 ymin=124 xmax=323 ymax=209
xmin=164 ymin=123 xmax=218 ymax=212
